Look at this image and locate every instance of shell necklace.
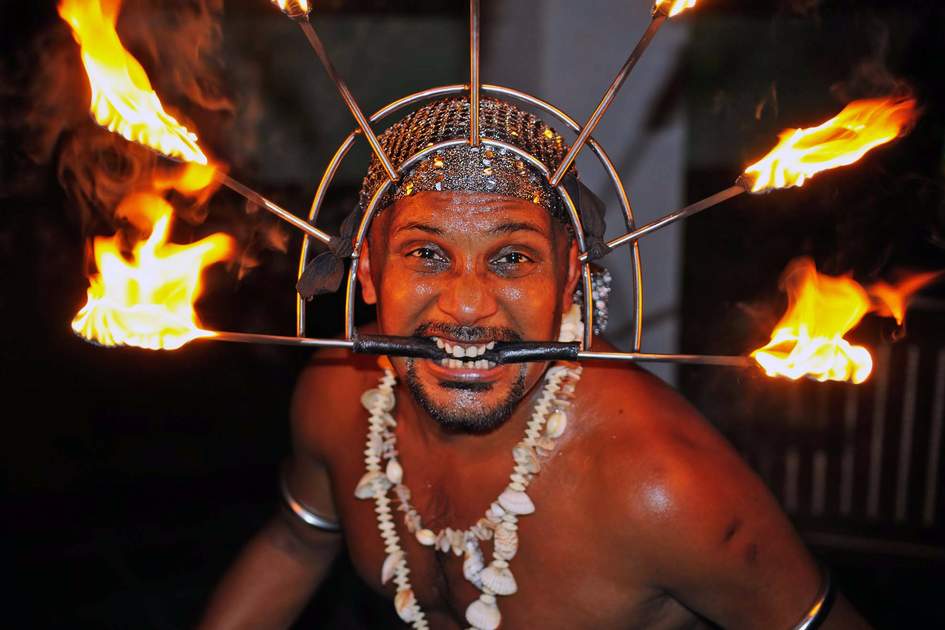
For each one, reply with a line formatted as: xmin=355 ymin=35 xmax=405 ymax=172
xmin=354 ymin=307 xmax=584 ymax=630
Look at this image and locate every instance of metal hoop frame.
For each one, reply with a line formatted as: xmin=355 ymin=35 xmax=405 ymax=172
xmin=296 ymin=84 xmax=644 ymax=352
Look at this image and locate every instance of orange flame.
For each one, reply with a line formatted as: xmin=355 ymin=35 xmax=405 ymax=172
xmin=271 ymin=0 xmax=311 ymax=18
xmin=752 ymin=258 xmax=939 ymax=384
xmin=868 ymin=271 xmax=942 ymax=325
xmin=752 ymin=259 xmax=873 ymax=384
xmin=71 ymin=185 xmax=234 ymax=351
xmin=743 ymin=97 xmax=917 ymax=193
xmin=58 ymin=0 xmax=208 ymax=164
xmin=654 ymin=0 xmax=698 ymax=17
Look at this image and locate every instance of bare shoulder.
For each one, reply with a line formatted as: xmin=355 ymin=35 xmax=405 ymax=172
xmin=573 ymin=355 xmax=823 ymax=627
xmin=290 ymin=345 xmax=381 ymax=464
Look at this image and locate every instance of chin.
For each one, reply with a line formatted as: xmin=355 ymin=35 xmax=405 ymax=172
xmin=404 ymin=358 xmax=527 ymax=434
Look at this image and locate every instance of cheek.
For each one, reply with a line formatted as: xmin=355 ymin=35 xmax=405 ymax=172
xmin=494 ymin=276 xmax=561 ymax=338
xmin=377 ymin=268 xmax=438 ymax=329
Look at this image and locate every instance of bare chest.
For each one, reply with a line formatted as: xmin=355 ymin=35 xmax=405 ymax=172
xmin=329 ymin=437 xmax=700 ymax=629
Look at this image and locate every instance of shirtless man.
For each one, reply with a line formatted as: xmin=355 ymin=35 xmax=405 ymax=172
xmin=200 ymin=98 xmax=869 ymax=629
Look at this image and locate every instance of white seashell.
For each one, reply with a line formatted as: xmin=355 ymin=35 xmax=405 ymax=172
xmin=436 ymin=530 xmax=451 ymax=553
xmin=367 ymin=433 xmax=384 ymax=455
xmin=498 ymin=488 xmax=535 ymax=515
xmin=404 ymin=511 xmax=421 ymax=533
xmin=394 ymin=588 xmax=418 ymax=622
xmin=465 ymin=595 xmax=501 ymax=630
xmin=479 ymin=563 xmax=518 ymax=596
xmin=354 ymin=470 xmax=391 ymax=499
xmin=451 ymin=529 xmax=465 ymax=556
xmin=381 ymin=550 xmax=403 ymax=585
xmin=485 ymin=501 xmax=505 ymax=523
xmin=463 ymin=547 xmax=485 ymax=585
xmin=385 ymin=458 xmax=403 ymax=484
xmin=545 ymin=410 xmax=568 ymax=439
xmin=416 ymin=528 xmax=436 ymax=546
xmin=536 ymin=436 xmax=556 ymax=453
xmin=361 ymin=388 xmax=394 ymax=412
xmin=513 ymin=444 xmax=541 ymax=474
xmin=493 ymin=523 xmax=519 ymax=561
xmin=471 ymin=523 xmax=489 ymax=541
xmin=394 ymin=484 xmax=411 ymax=506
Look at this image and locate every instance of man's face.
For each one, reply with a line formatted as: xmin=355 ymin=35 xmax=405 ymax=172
xmin=359 ymin=191 xmax=579 ymax=433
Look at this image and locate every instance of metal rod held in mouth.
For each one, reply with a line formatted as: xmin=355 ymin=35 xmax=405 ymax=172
xmin=207 ymin=332 xmax=750 ymax=367
xmin=580 ymin=182 xmax=748 ymax=262
xmin=218 ymin=174 xmax=333 ymax=244
xmin=294 ymin=17 xmax=400 ymax=183
xmin=549 ymin=14 xmax=667 ymax=187
xmin=469 ymin=0 xmax=481 ymax=147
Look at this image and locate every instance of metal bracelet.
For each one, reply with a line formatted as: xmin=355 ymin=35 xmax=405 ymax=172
xmin=280 ymin=473 xmax=342 ymax=533
xmin=792 ymin=569 xmax=834 ymax=630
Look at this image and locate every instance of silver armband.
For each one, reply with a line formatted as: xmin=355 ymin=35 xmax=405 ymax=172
xmin=280 ymin=472 xmax=342 ymax=533
xmin=792 ymin=569 xmax=834 ymax=630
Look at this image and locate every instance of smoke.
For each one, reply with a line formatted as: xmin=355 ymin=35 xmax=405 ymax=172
xmin=5 ymin=0 xmax=286 ymax=280
xmin=780 ymin=0 xmax=821 ymax=18
xmin=830 ymin=19 xmax=913 ymax=103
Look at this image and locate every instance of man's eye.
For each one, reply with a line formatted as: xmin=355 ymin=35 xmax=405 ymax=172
xmin=407 ymin=247 xmax=445 ymax=262
xmin=494 ymin=252 xmax=533 ymax=265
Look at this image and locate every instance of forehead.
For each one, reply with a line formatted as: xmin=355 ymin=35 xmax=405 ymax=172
xmin=382 ymin=191 xmax=556 ymax=237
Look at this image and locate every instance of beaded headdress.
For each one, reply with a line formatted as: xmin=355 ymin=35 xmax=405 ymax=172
xmin=358 ymin=97 xmax=570 ymax=220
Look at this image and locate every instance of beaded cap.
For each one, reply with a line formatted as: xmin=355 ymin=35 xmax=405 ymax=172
xmin=358 ymin=96 xmax=575 ymax=220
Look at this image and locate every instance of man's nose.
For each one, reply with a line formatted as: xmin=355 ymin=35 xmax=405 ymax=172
xmin=436 ymin=268 xmax=499 ymax=325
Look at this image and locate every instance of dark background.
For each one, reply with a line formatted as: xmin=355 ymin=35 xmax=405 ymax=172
xmin=3 ymin=0 xmax=944 ymax=628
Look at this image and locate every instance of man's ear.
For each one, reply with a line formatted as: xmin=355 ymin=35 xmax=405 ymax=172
xmin=562 ymin=238 xmax=581 ymax=307
xmin=357 ymin=238 xmax=378 ymax=305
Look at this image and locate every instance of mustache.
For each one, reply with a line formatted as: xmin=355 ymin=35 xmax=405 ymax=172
xmin=413 ymin=322 xmax=522 ymax=344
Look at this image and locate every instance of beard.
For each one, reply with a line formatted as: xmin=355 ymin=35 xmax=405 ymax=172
xmin=403 ymin=322 xmax=528 ymax=434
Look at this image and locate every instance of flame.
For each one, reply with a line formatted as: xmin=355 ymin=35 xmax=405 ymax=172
xmin=868 ymin=271 xmax=941 ymax=325
xmin=654 ymin=0 xmax=698 ymax=17
xmin=743 ymin=97 xmax=917 ymax=193
xmin=71 ymin=189 xmax=234 ymax=351
xmin=752 ymin=259 xmax=873 ymax=384
xmin=271 ymin=0 xmax=311 ymax=18
xmin=752 ymin=258 xmax=941 ymax=384
xmin=58 ymin=0 xmax=208 ymax=164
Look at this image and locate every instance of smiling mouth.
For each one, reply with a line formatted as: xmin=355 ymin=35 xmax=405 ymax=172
xmin=430 ymin=336 xmax=499 ymax=370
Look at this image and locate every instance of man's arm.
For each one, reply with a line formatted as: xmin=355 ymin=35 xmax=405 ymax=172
xmin=199 ymin=360 xmax=347 ymax=630
xmin=599 ymin=370 xmax=871 ymax=629
xmin=197 ymin=494 xmax=341 ymax=629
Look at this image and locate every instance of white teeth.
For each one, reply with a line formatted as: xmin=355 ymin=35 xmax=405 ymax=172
xmin=452 ymin=345 xmax=467 ymax=358
xmin=448 ymin=358 xmax=464 ymax=369
xmin=467 ymin=345 xmax=480 ymax=358
xmin=435 ymin=337 xmax=445 ymax=349
xmin=474 ymin=360 xmax=487 ymax=369
xmin=487 ymin=341 xmax=496 ymax=350
xmin=488 ymin=360 xmax=496 ymax=369
xmin=445 ymin=342 xmax=454 ymax=354
xmin=440 ymin=358 xmax=450 ymax=367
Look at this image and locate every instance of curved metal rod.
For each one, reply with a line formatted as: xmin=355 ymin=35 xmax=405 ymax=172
xmin=298 ymin=84 xmax=643 ymax=352
xmin=486 ymin=85 xmax=644 ymax=350
xmin=488 ymin=138 xmax=594 ymax=348
xmin=555 ymin=183 xmax=594 ymax=349
xmin=344 ymin=140 xmax=467 ymax=339
xmin=296 ymin=86 xmax=466 ymax=334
